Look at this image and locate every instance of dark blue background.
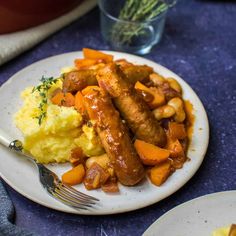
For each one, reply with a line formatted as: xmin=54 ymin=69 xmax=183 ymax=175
xmin=0 ymin=0 xmax=235 ymax=235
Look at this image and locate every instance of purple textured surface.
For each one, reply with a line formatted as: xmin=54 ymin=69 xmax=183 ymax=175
xmin=0 ymin=0 xmax=236 ymax=235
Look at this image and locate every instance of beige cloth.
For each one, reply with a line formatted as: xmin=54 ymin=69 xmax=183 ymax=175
xmin=0 ymin=0 xmax=97 ymax=66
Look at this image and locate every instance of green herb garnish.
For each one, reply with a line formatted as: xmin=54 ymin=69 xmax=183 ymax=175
xmin=32 ymin=76 xmax=59 ymax=125
xmin=111 ymin=0 xmax=170 ymax=46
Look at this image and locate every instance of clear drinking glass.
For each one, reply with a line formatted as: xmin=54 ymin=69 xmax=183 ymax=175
xmin=98 ymin=0 xmax=176 ymax=55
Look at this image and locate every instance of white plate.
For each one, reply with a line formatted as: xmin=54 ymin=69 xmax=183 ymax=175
xmin=143 ymin=191 xmax=236 ymax=236
xmin=0 ymin=51 xmax=209 ymax=215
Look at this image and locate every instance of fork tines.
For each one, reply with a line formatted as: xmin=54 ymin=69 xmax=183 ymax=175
xmin=51 ymin=182 xmax=99 ymax=210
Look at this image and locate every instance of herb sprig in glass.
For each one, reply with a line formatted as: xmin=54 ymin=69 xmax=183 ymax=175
xmin=32 ymin=76 xmax=59 ymax=125
xmin=111 ymin=0 xmax=172 ymax=46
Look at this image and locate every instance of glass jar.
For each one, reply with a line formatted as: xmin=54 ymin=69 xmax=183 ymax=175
xmin=98 ymin=0 xmax=176 ymax=54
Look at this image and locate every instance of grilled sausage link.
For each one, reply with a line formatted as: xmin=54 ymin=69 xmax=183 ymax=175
xmin=97 ymin=63 xmax=167 ymax=147
xmin=83 ymin=87 xmax=145 ymax=186
xmin=62 ymin=70 xmax=97 ymax=93
xmin=63 ymin=62 xmax=153 ymax=93
xmin=115 ymin=59 xmax=153 ymax=84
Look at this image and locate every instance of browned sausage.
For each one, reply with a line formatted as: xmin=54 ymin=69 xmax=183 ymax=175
xmin=97 ymin=63 xmax=167 ymax=147
xmin=62 ymin=70 xmax=97 ymax=93
xmin=115 ymin=59 xmax=153 ymax=84
xmin=62 ymin=62 xmax=153 ymax=93
xmin=83 ymin=87 xmax=145 ymax=186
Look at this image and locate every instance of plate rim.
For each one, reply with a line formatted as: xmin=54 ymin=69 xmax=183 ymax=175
xmin=142 ymin=190 xmax=236 ymax=236
xmin=0 ymin=51 xmax=209 ymax=215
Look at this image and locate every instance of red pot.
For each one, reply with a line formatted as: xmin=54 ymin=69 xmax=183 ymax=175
xmin=0 ymin=0 xmax=82 ymax=34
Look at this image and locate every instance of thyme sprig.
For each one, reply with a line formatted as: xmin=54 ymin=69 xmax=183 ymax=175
xmin=32 ymin=76 xmax=59 ymax=125
xmin=111 ymin=0 xmax=170 ymax=46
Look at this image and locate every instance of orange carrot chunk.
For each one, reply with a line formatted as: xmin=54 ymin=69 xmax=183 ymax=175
xmin=83 ymin=48 xmax=113 ymax=62
xmin=62 ymin=164 xmax=85 ymax=186
xmin=135 ymin=81 xmax=165 ymax=109
xmin=168 ymin=122 xmax=187 ymax=140
xmin=134 ymin=139 xmax=170 ymax=166
xmin=81 ymin=86 xmax=101 ymax=120
xmin=81 ymin=86 xmax=100 ymax=96
xmin=74 ymin=91 xmax=85 ymax=113
xmin=51 ymin=92 xmax=75 ymax=107
xmin=149 ymin=160 xmax=172 ymax=186
xmin=74 ymin=58 xmax=101 ymax=69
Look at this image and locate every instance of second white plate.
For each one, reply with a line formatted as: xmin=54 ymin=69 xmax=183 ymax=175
xmin=143 ymin=191 xmax=236 ymax=236
xmin=0 ymin=51 xmax=209 ymax=215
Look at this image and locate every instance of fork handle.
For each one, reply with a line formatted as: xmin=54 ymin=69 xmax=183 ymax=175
xmin=0 ymin=128 xmax=36 ymax=165
xmin=0 ymin=128 xmax=12 ymax=147
xmin=0 ymin=128 xmax=25 ymax=154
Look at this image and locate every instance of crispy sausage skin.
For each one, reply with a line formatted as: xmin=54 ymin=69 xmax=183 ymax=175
xmin=83 ymin=87 xmax=145 ymax=186
xmin=62 ymin=70 xmax=97 ymax=93
xmin=115 ymin=59 xmax=153 ymax=84
xmin=97 ymin=63 xmax=167 ymax=147
xmin=62 ymin=62 xmax=153 ymax=93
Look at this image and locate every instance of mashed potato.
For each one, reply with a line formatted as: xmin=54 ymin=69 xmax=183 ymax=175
xmin=14 ymin=79 xmax=104 ymax=163
xmin=212 ymin=226 xmax=231 ymax=236
xmin=75 ymin=124 xmax=104 ymax=157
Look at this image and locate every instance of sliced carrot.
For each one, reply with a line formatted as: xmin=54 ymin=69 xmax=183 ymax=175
xmin=168 ymin=122 xmax=187 ymax=140
xmin=64 ymin=93 xmax=75 ymax=107
xmin=134 ymin=139 xmax=170 ymax=166
xmin=74 ymin=91 xmax=85 ymax=113
xmin=51 ymin=92 xmax=64 ymax=105
xmin=51 ymin=92 xmax=75 ymax=107
xmin=135 ymin=81 xmax=165 ymax=109
xmin=51 ymin=88 xmax=62 ymax=97
xmin=81 ymin=86 xmax=100 ymax=96
xmin=62 ymin=164 xmax=85 ymax=186
xmin=81 ymin=86 xmax=100 ymax=121
xmin=74 ymin=58 xmax=100 ymax=69
xmin=83 ymin=48 xmax=113 ymax=63
xmin=149 ymin=160 xmax=172 ymax=186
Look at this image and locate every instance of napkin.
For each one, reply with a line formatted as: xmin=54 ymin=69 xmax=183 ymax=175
xmin=0 ymin=180 xmax=35 ymax=236
xmin=0 ymin=0 xmax=97 ymax=66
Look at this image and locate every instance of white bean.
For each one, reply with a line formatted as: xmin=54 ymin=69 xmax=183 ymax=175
xmin=166 ymin=78 xmax=182 ymax=93
xmin=153 ymin=105 xmax=176 ymax=121
xmin=149 ymin=73 xmax=165 ymax=86
xmin=168 ymin=97 xmax=186 ymax=122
